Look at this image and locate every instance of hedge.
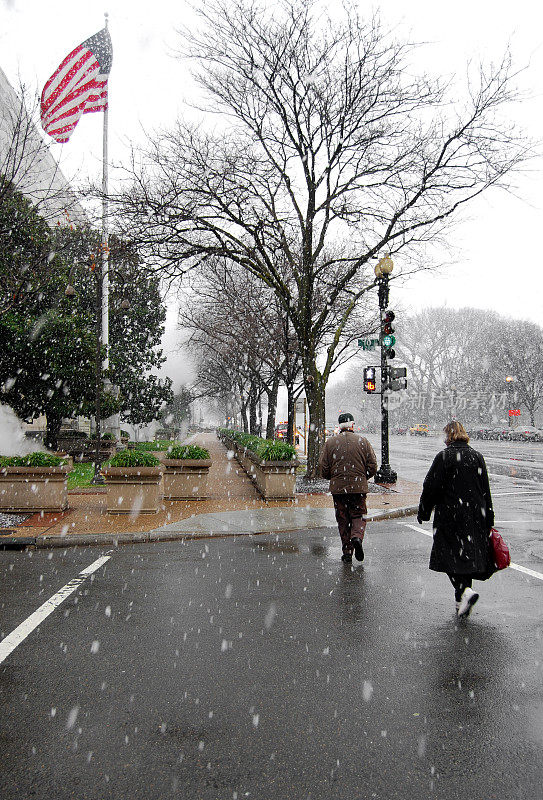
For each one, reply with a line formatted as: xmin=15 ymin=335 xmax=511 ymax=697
xmin=218 ymin=428 xmax=296 ymax=461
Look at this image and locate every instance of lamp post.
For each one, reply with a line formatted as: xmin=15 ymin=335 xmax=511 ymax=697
xmin=505 ymin=375 xmax=517 ymax=428
xmin=374 ymin=255 xmax=397 ymax=485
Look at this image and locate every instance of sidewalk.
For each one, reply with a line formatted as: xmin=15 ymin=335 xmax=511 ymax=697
xmin=0 ymin=433 xmax=421 ymax=548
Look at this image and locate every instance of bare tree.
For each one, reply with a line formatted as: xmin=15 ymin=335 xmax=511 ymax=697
xmin=496 ymin=320 xmax=543 ymax=425
xmin=181 ymin=256 xmax=374 ymax=445
xmin=396 ymin=308 xmax=543 ymax=426
xmin=109 ymin=0 xmax=532 ymax=474
xmin=0 ymin=76 xmax=81 ymax=223
xmin=0 ymin=78 xmax=86 ymax=315
xmin=181 ymin=260 xmax=294 ymax=435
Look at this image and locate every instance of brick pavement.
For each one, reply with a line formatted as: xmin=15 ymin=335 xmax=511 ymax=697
xmin=0 ymin=433 xmax=421 ymax=544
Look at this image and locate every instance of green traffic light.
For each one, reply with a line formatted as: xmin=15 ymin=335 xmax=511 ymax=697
xmin=383 ymin=334 xmax=396 ymax=347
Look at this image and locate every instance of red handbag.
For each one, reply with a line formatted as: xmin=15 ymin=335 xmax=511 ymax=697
xmin=490 ymin=528 xmax=511 ymax=570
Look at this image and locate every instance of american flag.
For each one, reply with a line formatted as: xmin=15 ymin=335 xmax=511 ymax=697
xmin=41 ymin=27 xmax=113 ymax=144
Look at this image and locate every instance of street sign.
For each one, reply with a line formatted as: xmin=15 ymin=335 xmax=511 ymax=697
xmin=508 ymin=409 xmax=521 ymax=417
xmin=358 ymin=338 xmax=379 ymax=350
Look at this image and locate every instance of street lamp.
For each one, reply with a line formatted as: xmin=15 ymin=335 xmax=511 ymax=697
xmin=374 ymin=255 xmax=397 ymax=484
xmin=505 ymin=375 xmax=517 ymax=427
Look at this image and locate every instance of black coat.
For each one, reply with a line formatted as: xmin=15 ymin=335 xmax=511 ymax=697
xmin=418 ymin=441 xmax=495 ymax=577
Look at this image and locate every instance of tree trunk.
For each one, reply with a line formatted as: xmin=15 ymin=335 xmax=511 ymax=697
xmin=249 ymin=392 xmax=258 ymax=435
xmin=305 ymin=375 xmax=326 ymax=479
xmin=286 ymin=384 xmax=295 ymax=445
xmin=45 ymin=412 xmax=63 ymax=451
xmin=265 ymin=377 xmax=279 ymax=439
xmin=257 ymin=395 xmax=263 ymax=437
xmin=240 ymin=403 xmax=249 ymax=433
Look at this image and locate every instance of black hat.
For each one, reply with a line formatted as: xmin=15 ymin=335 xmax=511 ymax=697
xmin=338 ymin=412 xmax=354 ymax=429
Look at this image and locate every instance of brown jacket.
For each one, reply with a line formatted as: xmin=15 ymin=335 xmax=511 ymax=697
xmin=319 ymin=430 xmax=377 ymax=494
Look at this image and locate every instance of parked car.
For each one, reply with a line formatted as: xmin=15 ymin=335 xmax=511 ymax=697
xmin=467 ymin=426 xmax=494 ymax=440
xmin=393 ymin=426 xmax=409 ymax=435
xmin=490 ymin=425 xmax=511 ymax=441
xmin=515 ymin=426 xmax=542 ymax=442
xmin=409 ymin=423 xmax=429 ymax=436
xmin=275 ymin=424 xmax=300 ymax=445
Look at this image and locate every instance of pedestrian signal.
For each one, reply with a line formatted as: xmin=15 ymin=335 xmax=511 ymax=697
xmin=363 ymin=367 xmax=377 ymax=393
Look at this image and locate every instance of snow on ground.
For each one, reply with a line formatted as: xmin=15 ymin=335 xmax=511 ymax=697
xmin=0 ymin=512 xmax=28 ymax=528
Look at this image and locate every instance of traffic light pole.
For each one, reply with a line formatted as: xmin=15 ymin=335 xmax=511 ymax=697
xmin=374 ymin=275 xmax=397 ymax=485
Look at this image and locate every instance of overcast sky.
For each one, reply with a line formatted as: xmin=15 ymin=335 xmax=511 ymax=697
xmin=1 ymin=0 xmax=543 ymax=337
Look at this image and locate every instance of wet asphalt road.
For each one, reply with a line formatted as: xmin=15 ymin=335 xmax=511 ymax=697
xmin=1 ymin=514 xmax=542 ymax=800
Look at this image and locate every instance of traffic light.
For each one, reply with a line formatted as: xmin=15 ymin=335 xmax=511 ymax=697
xmin=382 ymin=310 xmax=396 ymax=359
xmin=389 ymin=366 xmax=407 ymax=392
xmin=363 ymin=366 xmax=377 ymax=393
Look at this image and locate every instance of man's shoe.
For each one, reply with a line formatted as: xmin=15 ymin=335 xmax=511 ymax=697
xmin=351 ymin=537 xmax=364 ymax=562
xmin=457 ymin=587 xmax=479 ymax=619
xmin=341 ymin=553 xmax=353 ymax=563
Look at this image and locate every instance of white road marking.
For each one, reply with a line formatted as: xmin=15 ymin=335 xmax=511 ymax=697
xmin=487 ymin=472 xmax=542 ymax=486
xmin=400 ymin=523 xmax=543 ymax=582
xmin=0 ymin=554 xmax=111 ymax=665
xmin=492 ymin=491 xmax=543 ymax=497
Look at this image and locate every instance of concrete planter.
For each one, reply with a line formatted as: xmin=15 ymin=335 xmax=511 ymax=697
xmin=0 ymin=466 xmax=69 ymax=512
xmin=236 ymin=447 xmax=297 ymax=499
xmin=56 ymin=435 xmax=89 ymax=453
xmin=162 ymin=459 xmax=212 ymax=500
xmin=53 ymin=452 xmax=74 ymax=472
xmin=217 ymin=431 xmax=298 ymax=498
xmin=219 ymin=434 xmax=237 ymax=451
xmin=103 ymin=466 xmax=164 ymax=514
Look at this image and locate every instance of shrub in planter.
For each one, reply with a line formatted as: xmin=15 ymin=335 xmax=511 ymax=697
xmin=59 ymin=429 xmax=89 ymax=439
xmin=218 ymin=429 xmax=296 ymax=461
xmin=103 ymin=449 xmax=162 ymax=514
xmin=0 ymin=452 xmax=67 ymax=467
xmin=254 ymin=439 xmax=297 ymax=461
xmin=163 ymin=444 xmax=212 ymax=500
xmin=168 ymin=444 xmax=210 ymax=460
xmin=0 ymin=451 xmax=69 ymax=512
xmin=108 ymin=450 xmax=160 ymax=468
xmin=132 ymin=441 xmax=177 ymax=452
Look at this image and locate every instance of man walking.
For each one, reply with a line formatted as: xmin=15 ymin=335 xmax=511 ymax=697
xmin=319 ymin=413 xmax=377 ymax=563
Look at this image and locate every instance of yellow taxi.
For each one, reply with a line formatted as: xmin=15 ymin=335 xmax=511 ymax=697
xmin=409 ymin=423 xmax=429 ymax=436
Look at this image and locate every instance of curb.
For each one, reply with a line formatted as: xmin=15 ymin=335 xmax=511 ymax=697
xmin=0 ymin=505 xmax=419 ymax=550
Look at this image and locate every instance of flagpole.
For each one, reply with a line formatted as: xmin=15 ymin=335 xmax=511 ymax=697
xmin=92 ymin=11 xmax=111 ymax=482
xmin=101 ymin=11 xmax=110 ymax=376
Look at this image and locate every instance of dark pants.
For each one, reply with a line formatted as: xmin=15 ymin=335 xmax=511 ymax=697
xmin=448 ymin=574 xmax=473 ymax=602
xmin=332 ymin=493 xmax=367 ymax=555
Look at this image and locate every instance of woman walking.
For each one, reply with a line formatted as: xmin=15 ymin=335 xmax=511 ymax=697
xmin=417 ymin=421 xmax=496 ymax=618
